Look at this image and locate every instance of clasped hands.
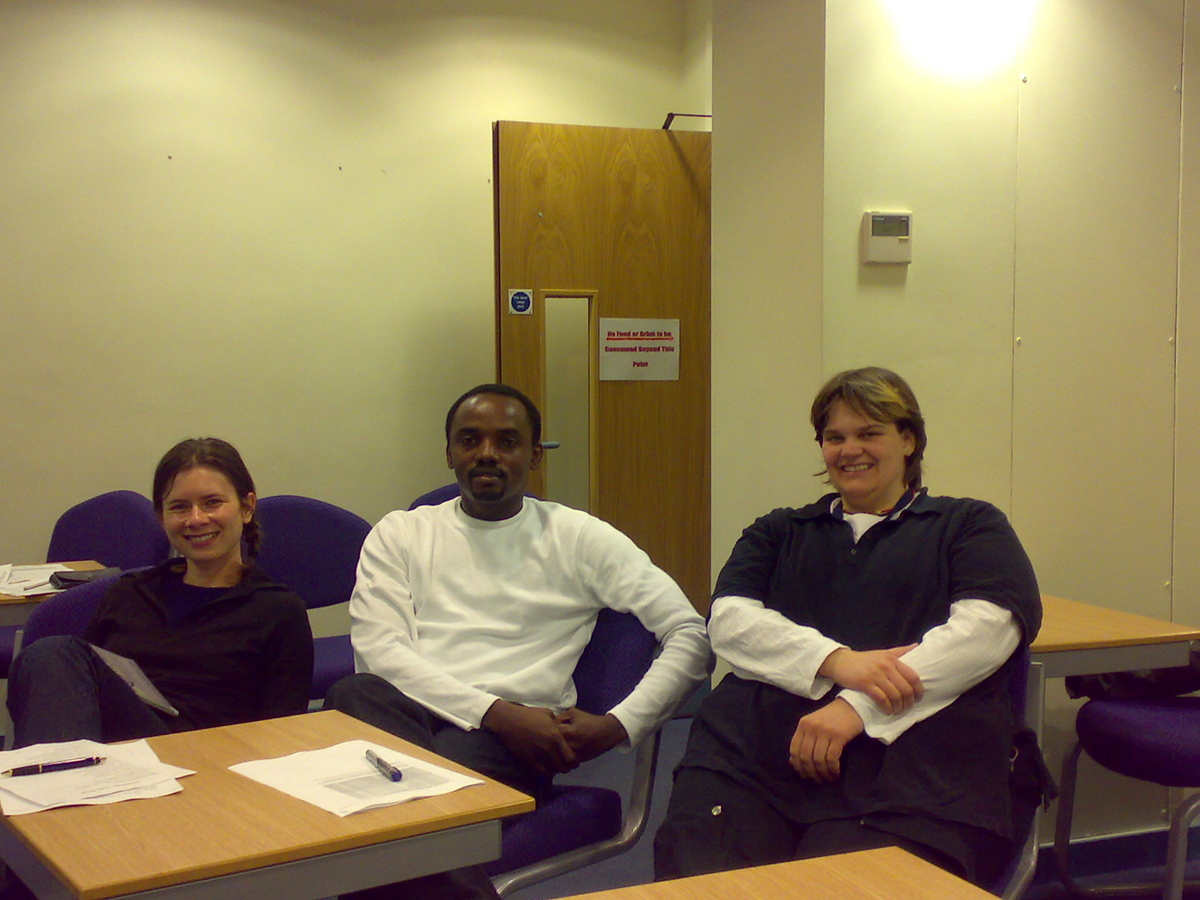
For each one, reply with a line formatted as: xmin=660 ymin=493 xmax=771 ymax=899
xmin=789 ymin=644 xmax=923 ymax=784
xmin=482 ymin=700 xmax=628 ymax=777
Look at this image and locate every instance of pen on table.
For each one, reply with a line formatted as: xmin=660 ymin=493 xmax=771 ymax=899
xmin=17 ymin=580 xmax=50 ymax=592
xmin=365 ymin=749 xmax=403 ymax=782
xmin=2 ymin=756 xmax=105 ymax=777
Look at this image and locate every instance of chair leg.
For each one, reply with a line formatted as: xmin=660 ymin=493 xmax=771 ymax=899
xmin=491 ymin=731 xmax=663 ymax=898
xmin=1164 ymin=792 xmax=1200 ymax=900
xmin=1055 ymin=739 xmax=1097 ymax=897
xmin=1056 ymin=740 xmax=1200 ymax=899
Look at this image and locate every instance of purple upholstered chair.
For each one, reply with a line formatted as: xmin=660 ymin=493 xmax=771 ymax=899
xmin=407 ymin=482 xmax=539 ymax=511
xmin=409 ymin=483 xmax=670 ymax=897
xmin=1054 ymin=696 xmax=1200 ymax=900
xmin=19 ymin=571 xmax=119 ymax=650
xmin=993 ymin=651 xmax=1047 ymax=900
xmin=407 ymin=483 xmax=463 ymax=509
xmin=0 ymin=492 xmax=170 ymax=681
xmin=487 ymin=607 xmax=663 ymax=896
xmin=8 ymin=573 xmax=123 ymax=746
xmin=254 ymin=495 xmax=372 ymax=704
xmin=46 ymin=491 xmax=169 ymax=571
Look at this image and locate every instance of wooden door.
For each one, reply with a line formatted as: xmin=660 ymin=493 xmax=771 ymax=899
xmin=493 ymin=121 xmax=711 ymax=612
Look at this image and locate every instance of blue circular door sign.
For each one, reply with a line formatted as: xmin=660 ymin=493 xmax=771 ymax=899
xmin=508 ymin=290 xmax=533 ymax=314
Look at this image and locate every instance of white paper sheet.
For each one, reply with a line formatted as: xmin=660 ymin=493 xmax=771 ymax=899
xmin=229 ymin=739 xmax=484 ymax=817
xmin=0 ymin=739 xmax=194 ymax=815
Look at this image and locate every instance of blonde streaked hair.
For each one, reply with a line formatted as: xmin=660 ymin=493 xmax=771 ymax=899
xmin=810 ymin=367 xmax=927 ymax=489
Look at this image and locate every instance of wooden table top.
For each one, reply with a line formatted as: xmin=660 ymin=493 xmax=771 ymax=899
xmin=0 ymin=560 xmax=104 ymax=605
xmin=1 ymin=710 xmax=534 ymax=900
xmin=557 ymin=847 xmax=997 ymax=900
xmin=1033 ymin=593 xmax=1200 ymax=654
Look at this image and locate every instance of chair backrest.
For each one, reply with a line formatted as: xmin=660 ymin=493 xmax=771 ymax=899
xmin=254 ymin=495 xmax=372 ymax=610
xmin=408 ymin=483 xmax=463 ymax=509
xmin=21 ymin=574 xmax=121 ymax=648
xmin=573 ymin=608 xmax=659 ymax=714
xmin=408 ymin=483 xmax=540 ymax=511
xmin=46 ymin=491 xmax=169 ymax=570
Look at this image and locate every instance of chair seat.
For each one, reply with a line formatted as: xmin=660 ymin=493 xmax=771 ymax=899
xmin=311 ymin=634 xmax=353 ymax=701
xmin=483 ymin=785 xmax=623 ymax=876
xmin=1077 ymin=696 xmax=1200 ymax=787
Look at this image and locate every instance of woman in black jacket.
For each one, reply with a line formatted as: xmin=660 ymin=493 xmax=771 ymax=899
xmin=8 ymin=438 xmax=313 ymax=746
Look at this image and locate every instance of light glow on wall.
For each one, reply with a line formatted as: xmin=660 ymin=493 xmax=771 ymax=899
xmin=881 ymin=0 xmax=1038 ymax=79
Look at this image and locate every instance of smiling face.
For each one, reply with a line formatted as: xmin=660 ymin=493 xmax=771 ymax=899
xmin=820 ymin=400 xmax=916 ymax=514
xmin=159 ymin=465 xmax=255 ymax=584
xmin=446 ymin=393 xmax=543 ymax=521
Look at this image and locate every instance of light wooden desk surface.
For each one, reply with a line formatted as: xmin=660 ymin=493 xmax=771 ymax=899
xmin=0 ymin=710 xmax=534 ymax=900
xmin=1032 ymin=594 xmax=1200 ymax=678
xmin=557 ymin=847 xmax=996 ymax=900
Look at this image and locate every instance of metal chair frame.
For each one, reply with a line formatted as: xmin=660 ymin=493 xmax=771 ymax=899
xmin=491 ymin=729 xmax=662 ymax=897
xmin=1054 ymin=722 xmax=1200 ymax=900
xmin=1001 ymin=659 xmax=1046 ymax=900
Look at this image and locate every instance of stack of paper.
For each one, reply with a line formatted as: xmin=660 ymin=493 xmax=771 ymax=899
xmin=0 ymin=739 xmax=194 ymax=816
xmin=0 ymin=564 xmax=70 ymax=598
xmin=230 ymin=739 xmax=484 ymax=817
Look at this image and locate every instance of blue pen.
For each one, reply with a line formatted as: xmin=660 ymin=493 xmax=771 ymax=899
xmin=365 ymin=749 xmax=403 ymax=782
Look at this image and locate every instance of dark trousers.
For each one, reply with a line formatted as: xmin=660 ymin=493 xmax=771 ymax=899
xmin=7 ymin=636 xmax=171 ymax=748
xmin=653 ymin=766 xmax=964 ymax=883
xmin=323 ymin=673 xmax=547 ymax=900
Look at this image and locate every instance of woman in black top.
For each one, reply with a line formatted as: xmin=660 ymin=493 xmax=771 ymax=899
xmin=653 ymin=367 xmax=1042 ymax=886
xmin=8 ymin=438 xmax=313 ymax=746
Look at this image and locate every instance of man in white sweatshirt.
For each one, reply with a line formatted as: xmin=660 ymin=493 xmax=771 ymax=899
xmin=325 ymin=383 xmax=712 ymax=900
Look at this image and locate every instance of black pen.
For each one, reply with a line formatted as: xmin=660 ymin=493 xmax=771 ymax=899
xmin=365 ymin=749 xmax=403 ymax=782
xmin=3 ymin=756 xmax=105 ymax=777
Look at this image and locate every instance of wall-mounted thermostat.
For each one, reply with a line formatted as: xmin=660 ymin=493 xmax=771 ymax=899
xmin=861 ymin=211 xmax=912 ymax=264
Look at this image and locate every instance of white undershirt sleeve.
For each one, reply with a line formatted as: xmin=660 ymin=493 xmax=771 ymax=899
xmin=840 ymin=599 xmax=1019 ymax=743
xmin=708 ymin=594 xmax=1020 ymax=745
xmin=708 ymin=595 xmax=845 ymax=699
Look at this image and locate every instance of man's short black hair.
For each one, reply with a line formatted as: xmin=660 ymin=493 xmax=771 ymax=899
xmin=445 ymin=383 xmax=542 ymax=445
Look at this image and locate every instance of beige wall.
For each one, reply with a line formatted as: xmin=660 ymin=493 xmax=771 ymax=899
xmin=710 ymin=1 xmax=826 ymax=574
xmin=1177 ymin=2 xmax=1200 ymax=635
xmin=1 ymin=0 xmax=711 ymax=566
xmin=824 ymin=2 xmax=1021 ymax=508
xmin=1013 ymin=2 xmax=1182 ymax=836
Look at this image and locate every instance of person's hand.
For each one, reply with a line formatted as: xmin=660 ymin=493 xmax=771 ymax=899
xmin=555 ymin=709 xmax=628 ymax=763
xmin=482 ymin=700 xmax=577 ymax=776
xmin=789 ymin=698 xmax=864 ymax=782
xmin=817 ymin=645 xmax=923 ymax=714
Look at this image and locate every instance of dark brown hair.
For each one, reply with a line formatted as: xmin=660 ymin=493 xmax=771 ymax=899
xmin=152 ymin=438 xmax=262 ymax=557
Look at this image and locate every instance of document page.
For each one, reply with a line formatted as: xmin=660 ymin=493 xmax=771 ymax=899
xmin=0 ymin=739 xmax=195 ymax=815
xmin=229 ymin=739 xmax=484 ymax=817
